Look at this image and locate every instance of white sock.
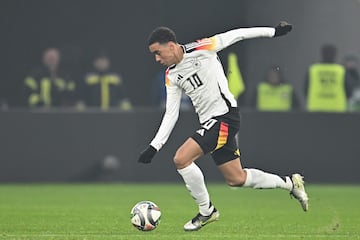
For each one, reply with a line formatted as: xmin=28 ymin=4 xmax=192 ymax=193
xmin=243 ymin=168 xmax=292 ymax=190
xmin=177 ymin=162 xmax=214 ymax=216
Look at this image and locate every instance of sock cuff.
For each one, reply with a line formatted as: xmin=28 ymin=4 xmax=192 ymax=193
xmin=177 ymin=162 xmax=196 ymax=175
xmin=243 ymin=168 xmax=253 ymax=187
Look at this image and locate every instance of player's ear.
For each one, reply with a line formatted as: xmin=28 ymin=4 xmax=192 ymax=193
xmin=168 ymin=41 xmax=176 ymax=51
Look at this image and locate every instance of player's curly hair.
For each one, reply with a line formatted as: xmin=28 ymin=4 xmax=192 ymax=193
xmin=148 ymin=27 xmax=177 ymax=45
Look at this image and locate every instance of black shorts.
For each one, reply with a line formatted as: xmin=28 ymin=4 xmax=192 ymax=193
xmin=191 ymin=107 xmax=241 ymax=166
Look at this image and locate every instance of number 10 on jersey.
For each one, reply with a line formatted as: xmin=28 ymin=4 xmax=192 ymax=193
xmin=186 ymin=73 xmax=203 ymax=90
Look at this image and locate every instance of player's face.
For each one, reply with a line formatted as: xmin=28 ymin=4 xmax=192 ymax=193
xmin=149 ymin=42 xmax=177 ymax=67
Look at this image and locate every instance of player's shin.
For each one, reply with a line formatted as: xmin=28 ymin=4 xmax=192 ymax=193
xmin=243 ymin=168 xmax=292 ymax=190
xmin=177 ymin=162 xmax=214 ymax=216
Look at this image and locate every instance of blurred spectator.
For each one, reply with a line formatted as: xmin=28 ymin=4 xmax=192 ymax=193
xmin=83 ymin=53 xmax=132 ymax=111
xmin=24 ymin=48 xmax=77 ymax=108
xmin=304 ymin=44 xmax=351 ymax=112
xmin=226 ymin=52 xmax=245 ymax=102
xmin=344 ymin=55 xmax=360 ymax=111
xmin=253 ymin=66 xmax=299 ymax=111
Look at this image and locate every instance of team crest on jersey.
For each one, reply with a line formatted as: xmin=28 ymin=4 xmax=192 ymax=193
xmin=192 ymin=58 xmax=201 ymax=69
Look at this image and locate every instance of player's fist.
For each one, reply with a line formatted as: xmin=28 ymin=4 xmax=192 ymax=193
xmin=138 ymin=145 xmax=157 ymax=164
xmin=274 ymin=21 xmax=292 ymax=37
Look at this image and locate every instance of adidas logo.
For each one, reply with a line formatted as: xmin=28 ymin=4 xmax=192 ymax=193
xmin=196 ymin=129 xmax=205 ymax=136
xmin=177 ymin=74 xmax=184 ymax=82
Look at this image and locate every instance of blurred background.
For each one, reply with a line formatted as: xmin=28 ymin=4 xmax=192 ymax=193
xmin=0 ymin=0 xmax=359 ymax=183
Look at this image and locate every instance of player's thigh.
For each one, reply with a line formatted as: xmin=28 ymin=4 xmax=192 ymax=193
xmin=174 ymin=138 xmax=204 ymax=169
xmin=210 ymin=125 xmax=247 ymax=185
xmin=217 ymin=158 xmax=247 ymax=186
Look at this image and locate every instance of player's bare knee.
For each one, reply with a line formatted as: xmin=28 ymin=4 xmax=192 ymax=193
xmin=173 ymin=152 xmax=188 ymax=169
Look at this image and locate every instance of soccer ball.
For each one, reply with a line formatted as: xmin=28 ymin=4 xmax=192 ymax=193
xmin=130 ymin=201 xmax=161 ymax=231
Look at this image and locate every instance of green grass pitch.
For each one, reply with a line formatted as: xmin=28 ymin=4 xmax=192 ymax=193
xmin=0 ymin=183 xmax=359 ymax=240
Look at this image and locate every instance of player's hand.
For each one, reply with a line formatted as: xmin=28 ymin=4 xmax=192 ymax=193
xmin=138 ymin=145 xmax=157 ymax=164
xmin=274 ymin=21 xmax=292 ymax=37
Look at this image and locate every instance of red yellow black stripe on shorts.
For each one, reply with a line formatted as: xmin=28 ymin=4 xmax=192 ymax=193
xmin=214 ymin=122 xmax=229 ymax=151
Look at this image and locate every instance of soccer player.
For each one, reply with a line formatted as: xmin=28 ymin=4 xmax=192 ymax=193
xmin=138 ymin=22 xmax=309 ymax=231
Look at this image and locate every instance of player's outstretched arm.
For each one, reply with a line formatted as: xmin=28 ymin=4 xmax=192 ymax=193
xmin=138 ymin=84 xmax=182 ymax=164
xmin=212 ymin=21 xmax=292 ymax=52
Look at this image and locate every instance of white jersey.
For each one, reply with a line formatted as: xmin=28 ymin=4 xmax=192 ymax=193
xmin=150 ymin=27 xmax=275 ymax=151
